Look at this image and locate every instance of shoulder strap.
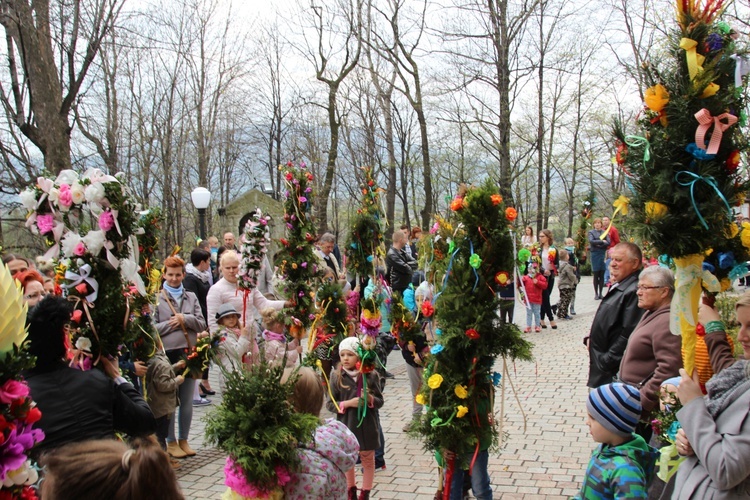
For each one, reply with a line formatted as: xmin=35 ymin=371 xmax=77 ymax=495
xmin=161 ymin=289 xmax=192 ymax=349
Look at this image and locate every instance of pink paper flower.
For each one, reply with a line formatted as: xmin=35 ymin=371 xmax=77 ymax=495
xmin=58 ymin=184 xmax=73 ymax=207
xmin=36 ymin=214 xmax=54 ymax=234
xmin=98 ymin=211 xmax=115 ymax=232
xmin=0 ymin=379 xmax=30 ymax=404
xmin=73 ymin=242 xmax=86 ymax=256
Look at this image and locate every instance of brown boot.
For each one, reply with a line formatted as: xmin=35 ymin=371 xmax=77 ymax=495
xmin=178 ymin=439 xmax=196 ymax=457
xmin=167 ymin=441 xmax=187 ymax=459
xmin=169 ymin=458 xmax=182 ymax=470
xmin=358 ymin=490 xmax=370 ymax=500
xmin=347 ymin=486 xmax=357 ymax=500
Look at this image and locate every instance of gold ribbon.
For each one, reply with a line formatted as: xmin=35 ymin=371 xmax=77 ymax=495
xmin=600 ymin=195 xmax=630 ymax=240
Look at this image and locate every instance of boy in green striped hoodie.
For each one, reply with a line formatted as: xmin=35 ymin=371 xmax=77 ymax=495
xmin=574 ymin=383 xmax=659 ymax=499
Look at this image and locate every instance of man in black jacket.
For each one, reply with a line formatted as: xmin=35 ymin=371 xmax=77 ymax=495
xmin=385 ymin=230 xmax=417 ymax=293
xmin=24 ymin=296 xmax=156 ymax=457
xmin=584 ymin=242 xmax=644 ymax=388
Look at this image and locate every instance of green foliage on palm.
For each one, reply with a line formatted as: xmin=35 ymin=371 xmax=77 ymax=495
xmin=276 ymin=162 xmax=321 ymax=330
xmin=413 ymin=180 xmax=532 ymax=462
xmin=345 ymin=166 xmax=385 ymax=279
xmin=388 ymin=291 xmax=422 ymax=345
xmin=204 ymin=362 xmax=319 ymax=492
xmin=613 ymin=9 xmax=750 ymax=259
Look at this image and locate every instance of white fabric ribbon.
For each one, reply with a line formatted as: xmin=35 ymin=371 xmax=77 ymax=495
xmin=670 ymin=262 xmax=702 ymax=336
xmin=63 ymin=264 xmax=99 ymax=303
xmin=730 ymin=54 xmax=750 ymax=88
xmin=82 ymin=167 xmax=118 ymax=184
xmin=103 ymin=240 xmax=120 ymax=269
xmin=701 ymin=270 xmax=721 ymax=294
xmin=122 ymin=236 xmax=147 ymax=296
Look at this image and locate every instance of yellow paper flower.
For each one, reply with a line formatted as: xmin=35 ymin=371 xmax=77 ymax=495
xmin=644 ymin=201 xmax=668 ymax=219
xmin=456 ymin=405 xmax=469 ymax=418
xmin=454 ymin=385 xmax=468 ymax=399
xmin=741 ymin=223 xmax=750 ymax=249
xmin=726 ymin=223 xmax=740 ymax=238
xmin=644 ymin=84 xmax=669 ymax=112
xmin=427 ymin=374 xmax=444 ymax=389
xmin=416 ymin=393 xmax=426 ymax=405
xmin=0 ymin=264 xmax=28 ymax=355
xmin=720 ymin=278 xmax=731 ymax=292
xmin=613 ymin=195 xmax=630 ymax=216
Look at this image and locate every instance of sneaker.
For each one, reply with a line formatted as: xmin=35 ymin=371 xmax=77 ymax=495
xmin=193 ymin=397 xmax=211 ymax=406
xmin=570 ymin=310 xmax=577 ymax=315
xmin=535 ymin=326 xmax=541 ymax=332
xmin=523 ymin=327 xmax=531 ymax=333
xmin=384 ymin=371 xmax=395 ymax=379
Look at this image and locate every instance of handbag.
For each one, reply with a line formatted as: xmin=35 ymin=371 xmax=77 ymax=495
xmin=161 ymin=289 xmax=192 ymax=350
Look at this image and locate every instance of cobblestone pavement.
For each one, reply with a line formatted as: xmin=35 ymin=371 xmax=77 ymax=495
xmin=178 ymin=277 xmax=602 ymax=499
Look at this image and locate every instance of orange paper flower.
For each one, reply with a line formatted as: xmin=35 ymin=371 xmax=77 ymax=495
xmin=450 ymin=198 xmax=464 ymax=211
xmin=505 ymin=207 xmax=517 ymax=222
xmin=490 ymin=194 xmax=503 ymax=206
xmin=644 ymin=84 xmax=669 ymax=112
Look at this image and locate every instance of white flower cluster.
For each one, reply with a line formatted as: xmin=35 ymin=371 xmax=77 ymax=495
xmin=238 ymin=208 xmax=271 ymax=291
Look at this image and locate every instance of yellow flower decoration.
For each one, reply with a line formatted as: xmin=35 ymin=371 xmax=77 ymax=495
xmin=741 ymin=223 xmax=750 ymax=249
xmin=416 ymin=393 xmax=426 ymax=405
xmin=454 ymin=385 xmax=468 ymax=399
xmin=726 ymin=223 xmax=739 ymax=239
xmin=644 ymin=201 xmax=668 ymax=220
xmin=644 ymin=84 xmax=669 ymax=112
xmin=456 ymin=405 xmax=469 ymax=418
xmin=427 ymin=374 xmax=444 ymax=389
xmin=720 ymin=277 xmax=731 ymax=292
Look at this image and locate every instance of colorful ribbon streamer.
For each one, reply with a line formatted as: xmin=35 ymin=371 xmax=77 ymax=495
xmin=671 ymin=254 xmax=704 ymax=376
xmin=694 ymin=109 xmax=737 ymax=155
xmin=600 ymin=195 xmax=629 ymax=240
xmin=623 ymin=135 xmax=651 ymax=169
xmin=680 ymin=38 xmax=705 ymax=80
xmin=674 ymin=171 xmax=732 ymax=230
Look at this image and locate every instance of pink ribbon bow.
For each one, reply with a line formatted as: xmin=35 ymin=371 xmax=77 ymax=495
xmin=694 ymin=109 xmax=737 ymax=155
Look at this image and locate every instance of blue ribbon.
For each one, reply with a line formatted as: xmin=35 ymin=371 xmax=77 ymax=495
xmin=469 ymin=240 xmax=479 ymax=292
xmin=432 ymin=243 xmax=460 ymax=305
xmin=674 ymin=171 xmax=733 ymax=230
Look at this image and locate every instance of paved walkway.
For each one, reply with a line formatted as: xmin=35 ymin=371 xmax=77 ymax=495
xmin=178 ymin=277 xmax=603 ymax=499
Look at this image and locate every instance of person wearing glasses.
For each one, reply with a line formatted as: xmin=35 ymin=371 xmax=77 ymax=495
xmin=15 ymin=269 xmax=47 ymax=307
xmin=584 ymin=242 xmax=644 ymax=389
xmin=616 ymin=266 xmax=682 ymax=442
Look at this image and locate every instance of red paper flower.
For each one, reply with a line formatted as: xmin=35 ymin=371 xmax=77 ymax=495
xmin=450 ymin=198 xmax=464 ymax=211
xmin=465 ymin=328 xmax=480 ymax=340
xmin=696 ymin=323 xmax=705 ymax=337
xmin=25 ymin=406 xmax=42 ymax=424
xmin=495 ymin=271 xmax=510 ymax=286
xmin=505 ymin=207 xmax=518 ymax=222
xmin=727 ymin=150 xmax=740 ymax=172
xmin=71 ymin=309 xmax=83 ymax=323
xmin=616 ymin=142 xmax=627 ymax=166
xmin=490 ymin=194 xmax=503 ymax=206
xmin=75 ymin=283 xmax=88 ymax=295
xmin=285 ymin=172 xmax=293 ymax=181
xmin=421 ymin=301 xmax=435 ymax=317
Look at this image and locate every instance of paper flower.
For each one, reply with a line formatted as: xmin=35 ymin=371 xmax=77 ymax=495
xmin=727 ymin=150 xmax=740 ymax=172
xmin=430 ymin=344 xmax=444 ymax=355
xmin=465 ymin=328 xmax=480 ymax=340
xmin=84 ymin=183 xmax=105 ymax=204
xmin=696 ymin=323 xmax=705 ymax=337
xmin=469 ymin=254 xmax=482 ymax=269
xmin=644 ymin=84 xmax=669 ymax=112
xmin=58 ymin=184 xmax=73 ymax=207
xmin=490 ymin=194 xmax=503 ymax=206
xmin=726 ymin=223 xmax=739 ymax=238
xmin=0 ymin=379 xmax=30 ymax=405
xmin=741 ymin=223 xmax=750 ymax=249
xmin=415 ymin=394 xmax=426 ymax=405
xmin=450 ymin=197 xmax=464 ymax=211
xmin=644 ymin=201 xmax=668 ymax=220
xmin=98 ymin=211 xmax=115 ymax=232
xmin=456 ymin=405 xmax=468 ymax=418
xmin=505 ymin=207 xmax=518 ymax=222
xmin=454 ymin=385 xmax=468 ymax=399
xmin=421 ymin=300 xmax=434 ymax=317
xmin=495 ymin=271 xmax=510 ymax=286
xmin=427 ymin=373 xmax=444 ymax=389
xmin=71 ymin=183 xmax=86 ymax=204
xmin=36 ymin=214 xmax=54 ymax=235
xmin=518 ymin=248 xmax=531 ymax=262
xmin=75 ymin=337 xmax=92 ymax=352
xmin=435 ymin=328 xmax=442 ymax=336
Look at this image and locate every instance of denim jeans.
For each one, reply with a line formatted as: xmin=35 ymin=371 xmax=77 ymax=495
xmin=448 ymin=450 xmax=491 ymax=500
xmin=526 ymin=303 xmax=541 ymax=328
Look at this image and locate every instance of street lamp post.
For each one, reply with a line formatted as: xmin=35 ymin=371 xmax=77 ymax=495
xmin=191 ymin=187 xmax=211 ymax=240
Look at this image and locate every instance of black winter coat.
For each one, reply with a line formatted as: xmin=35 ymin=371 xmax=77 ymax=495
xmin=326 ymin=370 xmax=383 ymax=451
xmin=385 ymin=246 xmax=416 ymax=292
xmin=25 ymin=362 xmax=156 ymax=456
xmin=184 ymin=272 xmax=210 ymax=322
xmin=586 ymin=271 xmax=644 ymax=388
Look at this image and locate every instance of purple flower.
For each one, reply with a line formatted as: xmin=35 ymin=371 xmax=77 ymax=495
xmin=300 ymin=162 xmax=307 ymax=168
xmin=298 ymin=291 xmax=305 ymax=297
xmin=301 ymin=262 xmax=307 ymax=268
xmin=305 ymin=187 xmax=312 ymax=193
xmin=299 ymin=196 xmax=307 ymax=203
xmin=0 ymin=424 xmax=45 ymax=480
xmin=286 ymin=223 xmax=293 ymax=230
xmin=0 ymin=379 xmax=29 ymax=404
xmin=706 ymin=33 xmax=723 ymax=51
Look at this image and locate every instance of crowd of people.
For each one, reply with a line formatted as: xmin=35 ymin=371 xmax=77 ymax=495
xmin=4 ymin=217 xmax=750 ymax=500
